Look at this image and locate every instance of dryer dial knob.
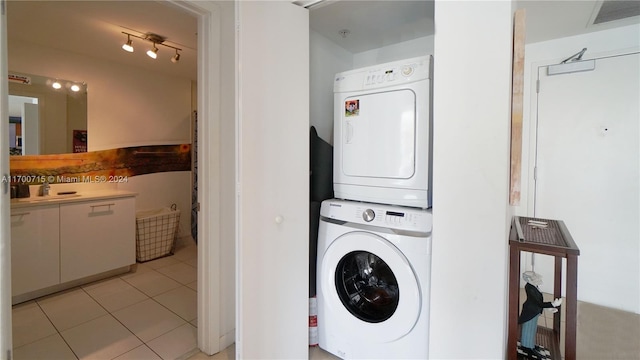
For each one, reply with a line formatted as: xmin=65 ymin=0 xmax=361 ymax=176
xmin=401 ymin=65 xmax=414 ymax=76
xmin=362 ymin=209 xmax=375 ymax=222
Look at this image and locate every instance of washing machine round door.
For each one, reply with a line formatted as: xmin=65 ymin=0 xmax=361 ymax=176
xmin=319 ymin=231 xmax=422 ymax=343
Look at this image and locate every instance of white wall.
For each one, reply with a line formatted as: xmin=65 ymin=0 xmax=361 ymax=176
xmin=429 ymin=1 xmax=513 ymax=358
xmin=352 ymin=35 xmax=434 ymax=68
xmin=310 ymin=30 xmax=352 ymax=143
xmin=517 ymin=24 xmax=640 ymax=312
xmin=117 ymin=172 xmax=191 ymax=237
xmin=9 ymin=40 xmax=193 ymax=237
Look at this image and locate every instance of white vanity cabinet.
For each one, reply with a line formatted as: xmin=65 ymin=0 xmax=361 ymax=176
xmin=10 ymin=204 xmax=60 ymax=296
xmin=10 ymin=190 xmax=137 ymax=303
xmin=60 ymin=197 xmax=136 ymax=283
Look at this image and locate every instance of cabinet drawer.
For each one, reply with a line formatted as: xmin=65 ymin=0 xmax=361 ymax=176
xmin=11 ymin=205 xmax=60 ymax=296
xmin=60 ymin=197 xmax=136 ymax=282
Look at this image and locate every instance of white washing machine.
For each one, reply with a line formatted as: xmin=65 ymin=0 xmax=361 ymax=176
xmin=317 ymin=199 xmax=432 ymax=359
xmin=333 ymin=55 xmax=433 ymax=209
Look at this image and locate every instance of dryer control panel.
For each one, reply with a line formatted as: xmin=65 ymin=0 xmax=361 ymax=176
xmin=321 ymin=199 xmax=432 ymax=233
xmin=334 ymin=55 xmax=431 ymax=93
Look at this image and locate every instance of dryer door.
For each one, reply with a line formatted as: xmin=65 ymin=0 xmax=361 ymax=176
xmin=319 ymin=231 xmax=421 ymax=342
xmin=341 ymin=89 xmax=416 ymax=179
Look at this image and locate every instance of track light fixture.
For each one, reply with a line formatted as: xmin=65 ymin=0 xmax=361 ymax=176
xmin=147 ymin=43 xmax=158 ymax=59
xmin=171 ymin=49 xmax=181 ymax=63
xmin=122 ymin=34 xmax=134 ymax=52
xmin=121 ymin=31 xmax=182 ymax=63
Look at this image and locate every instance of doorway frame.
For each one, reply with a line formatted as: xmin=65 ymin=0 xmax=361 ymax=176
xmin=165 ymin=0 xmax=224 ymax=355
xmin=0 ymin=0 xmax=226 ymax=357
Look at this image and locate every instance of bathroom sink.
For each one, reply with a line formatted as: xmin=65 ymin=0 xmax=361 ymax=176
xmin=18 ymin=194 xmax=82 ymax=202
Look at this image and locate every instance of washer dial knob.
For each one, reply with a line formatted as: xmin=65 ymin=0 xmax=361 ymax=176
xmin=362 ymin=209 xmax=375 ymax=222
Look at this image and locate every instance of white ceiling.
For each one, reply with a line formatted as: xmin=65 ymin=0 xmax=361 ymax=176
xmin=6 ymin=0 xmax=639 ymax=84
xmin=309 ymin=0 xmax=640 ymax=53
xmin=309 ymin=1 xmax=435 ymax=53
xmin=7 ymin=1 xmax=198 ymax=81
xmin=516 ymin=0 xmax=640 ymax=44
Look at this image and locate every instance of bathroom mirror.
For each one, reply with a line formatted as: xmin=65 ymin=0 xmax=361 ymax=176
xmin=8 ymin=72 xmax=87 ymax=155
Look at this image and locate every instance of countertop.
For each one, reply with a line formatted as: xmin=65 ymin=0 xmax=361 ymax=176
xmin=11 ymin=189 xmax=137 ymax=209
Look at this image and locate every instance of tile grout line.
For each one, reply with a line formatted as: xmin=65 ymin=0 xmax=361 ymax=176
xmin=33 ymin=298 xmax=80 ymax=360
xmin=111 ymin=254 xmax=198 ymax=358
xmin=105 ymin=262 xmax=196 ymax=359
xmin=12 ymin=246 xmax=198 ymax=360
xmin=139 ymin=256 xmax=199 ymax=358
xmin=78 ymin=284 xmax=162 ymax=360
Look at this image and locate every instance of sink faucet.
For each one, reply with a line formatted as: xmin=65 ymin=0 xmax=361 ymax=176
xmin=41 ymin=181 xmax=50 ymax=196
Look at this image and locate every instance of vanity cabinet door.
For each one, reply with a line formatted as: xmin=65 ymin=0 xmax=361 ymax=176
xmin=11 ymin=205 xmax=60 ymax=296
xmin=60 ymin=197 xmax=136 ymax=283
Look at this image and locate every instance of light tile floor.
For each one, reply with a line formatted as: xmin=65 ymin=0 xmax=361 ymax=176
xmin=14 ymin=240 xmax=638 ymax=360
xmin=189 ymin=290 xmax=639 ymax=360
xmin=186 ymin=343 xmax=341 ymax=360
xmin=12 ymin=240 xmax=198 ymax=360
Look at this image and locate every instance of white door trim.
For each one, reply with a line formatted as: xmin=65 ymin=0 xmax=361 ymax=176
xmin=166 ymin=0 xmax=223 ymax=355
xmin=1 ymin=0 xmax=14 ymax=357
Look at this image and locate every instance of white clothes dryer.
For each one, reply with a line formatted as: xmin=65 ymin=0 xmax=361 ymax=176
xmin=333 ymin=56 xmax=433 ymax=209
xmin=317 ymin=199 xmax=432 ymax=359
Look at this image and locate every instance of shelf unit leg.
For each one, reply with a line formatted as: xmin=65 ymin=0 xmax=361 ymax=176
xmin=565 ymin=255 xmax=578 ymax=360
xmin=553 ymin=256 xmax=562 ymax=342
xmin=508 ymin=246 xmax=521 ymax=360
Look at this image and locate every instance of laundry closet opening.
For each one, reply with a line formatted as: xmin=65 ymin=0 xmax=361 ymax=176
xmin=306 ymin=1 xmax=435 ymax=357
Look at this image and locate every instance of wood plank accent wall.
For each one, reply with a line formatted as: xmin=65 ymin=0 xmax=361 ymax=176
xmin=9 ymin=144 xmax=191 ymax=184
xmin=510 ymin=9 xmax=526 ymax=205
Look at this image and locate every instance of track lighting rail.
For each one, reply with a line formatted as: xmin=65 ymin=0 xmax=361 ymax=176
xmin=121 ymin=31 xmax=182 ymax=63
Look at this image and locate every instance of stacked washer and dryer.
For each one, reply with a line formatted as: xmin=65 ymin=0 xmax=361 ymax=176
xmin=317 ymin=56 xmax=434 ymax=359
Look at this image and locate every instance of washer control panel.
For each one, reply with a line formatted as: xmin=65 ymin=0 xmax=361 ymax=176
xmin=321 ymin=199 xmax=432 ymax=233
xmin=362 ymin=208 xmax=376 ymax=222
